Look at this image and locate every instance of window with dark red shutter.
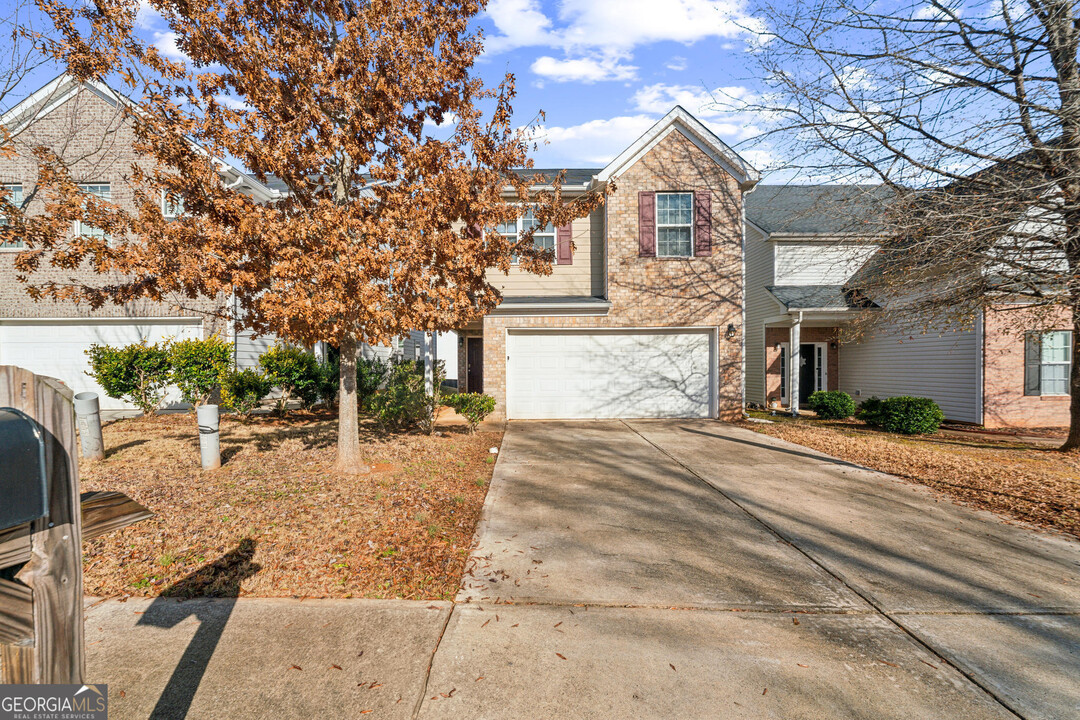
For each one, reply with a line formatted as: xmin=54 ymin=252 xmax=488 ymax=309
xmin=638 ymin=191 xmax=656 ymax=257
xmin=694 ymin=191 xmax=712 ymax=257
xmin=556 ymin=222 xmax=573 ymax=265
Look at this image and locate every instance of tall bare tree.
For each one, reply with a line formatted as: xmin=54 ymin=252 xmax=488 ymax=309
xmin=747 ymin=0 xmax=1080 ymax=450
xmin=22 ymin=0 xmax=608 ymax=472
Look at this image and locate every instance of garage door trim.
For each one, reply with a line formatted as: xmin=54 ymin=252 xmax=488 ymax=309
xmin=505 ymin=326 xmax=719 ymax=420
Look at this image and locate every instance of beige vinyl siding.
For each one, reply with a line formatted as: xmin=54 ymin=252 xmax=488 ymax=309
xmin=488 ymin=208 xmax=603 ymax=297
xmin=838 ymin=320 xmax=980 ymax=422
xmin=743 ymin=222 xmax=775 ymax=405
xmin=774 ymin=242 xmax=877 ymax=286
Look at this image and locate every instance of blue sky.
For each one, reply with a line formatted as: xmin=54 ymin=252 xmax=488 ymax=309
xmin=14 ymin=0 xmax=777 ymax=177
xmin=464 ymin=0 xmax=771 ymax=171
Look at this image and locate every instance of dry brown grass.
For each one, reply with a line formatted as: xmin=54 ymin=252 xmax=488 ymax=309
xmin=80 ymin=411 xmax=501 ymax=600
xmin=740 ymin=413 xmax=1080 ymax=539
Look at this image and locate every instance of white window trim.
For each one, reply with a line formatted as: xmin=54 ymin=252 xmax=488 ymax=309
xmin=161 ymin=189 xmax=184 ymax=220
xmin=655 ymin=191 xmax=694 ymax=258
xmin=0 ymin=183 xmax=25 ymax=251
xmin=499 ymin=209 xmax=556 ymax=265
xmin=777 ymin=341 xmax=828 ymax=405
xmin=74 ymin=182 xmax=111 ymax=240
xmin=1027 ymin=330 xmax=1072 ymax=397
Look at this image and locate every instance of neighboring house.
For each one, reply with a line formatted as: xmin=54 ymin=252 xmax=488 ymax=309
xmin=451 ymin=107 xmax=759 ymax=421
xmin=742 ymin=186 xmax=1072 ymax=429
xmin=0 ymin=75 xmax=281 ymax=410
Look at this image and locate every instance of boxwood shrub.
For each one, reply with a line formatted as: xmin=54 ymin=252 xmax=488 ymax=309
xmin=807 ymin=390 xmax=856 ymax=420
xmin=859 ymin=396 xmax=944 ymax=435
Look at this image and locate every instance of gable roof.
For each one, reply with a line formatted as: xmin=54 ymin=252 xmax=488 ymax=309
xmin=746 ymin=184 xmax=894 ymax=236
xmin=3 ymin=74 xmax=279 ymax=203
xmin=596 ymin=106 xmax=760 ymax=188
xmin=766 ymin=284 xmax=880 ymax=311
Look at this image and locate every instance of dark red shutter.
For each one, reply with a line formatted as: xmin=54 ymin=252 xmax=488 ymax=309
xmin=556 ymin=222 xmax=573 ymax=265
xmin=694 ymin=191 xmax=712 ymax=257
xmin=638 ymin=191 xmax=656 ymax=257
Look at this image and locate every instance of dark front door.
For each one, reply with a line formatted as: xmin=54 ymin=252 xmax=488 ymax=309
xmin=466 ymin=337 xmax=484 ymax=393
xmin=799 ymin=343 xmax=816 ymax=405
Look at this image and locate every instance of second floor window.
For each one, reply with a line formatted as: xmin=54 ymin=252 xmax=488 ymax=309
xmin=76 ymin=183 xmax=111 ymax=239
xmin=498 ymin=210 xmax=555 ymax=263
xmin=1025 ymin=330 xmax=1072 ymax=396
xmin=162 ymin=190 xmax=184 ymax=221
xmin=656 ymin=192 xmax=693 ymax=257
xmin=0 ymin=183 xmax=24 ymax=249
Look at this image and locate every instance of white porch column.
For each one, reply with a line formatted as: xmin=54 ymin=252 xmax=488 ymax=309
xmin=423 ymin=332 xmax=435 ymax=395
xmin=789 ymin=314 xmax=801 ymax=415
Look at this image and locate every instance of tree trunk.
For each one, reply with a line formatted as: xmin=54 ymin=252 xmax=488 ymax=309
xmin=1062 ymin=304 xmax=1080 ymax=452
xmin=335 ymin=332 xmax=368 ymax=473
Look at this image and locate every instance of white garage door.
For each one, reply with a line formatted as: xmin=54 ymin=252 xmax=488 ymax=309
xmin=0 ymin=319 xmax=203 ymax=410
xmin=506 ymin=329 xmax=716 ymax=419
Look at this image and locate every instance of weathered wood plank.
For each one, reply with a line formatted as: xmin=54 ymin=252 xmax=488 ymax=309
xmin=0 ymin=493 xmax=152 ymax=571
xmin=0 ymin=524 xmax=31 ymax=571
xmin=0 ymin=367 xmax=84 ymax=684
xmin=0 ymin=577 xmax=33 ymax=646
xmin=81 ymin=491 xmax=153 ymax=540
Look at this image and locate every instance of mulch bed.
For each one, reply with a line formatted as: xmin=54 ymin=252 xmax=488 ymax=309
xmin=739 ymin=414 xmax=1080 ymax=540
xmin=80 ymin=410 xmax=501 ymax=600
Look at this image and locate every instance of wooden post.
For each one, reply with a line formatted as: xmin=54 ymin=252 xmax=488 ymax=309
xmin=0 ymin=366 xmax=84 ymax=684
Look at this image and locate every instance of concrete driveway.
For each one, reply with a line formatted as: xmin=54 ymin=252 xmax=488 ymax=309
xmin=424 ymin=420 xmax=1080 ymax=720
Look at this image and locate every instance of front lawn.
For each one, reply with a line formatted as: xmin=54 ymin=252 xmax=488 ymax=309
xmin=739 ymin=412 xmax=1080 ymax=540
xmin=80 ymin=411 xmax=500 ymax=600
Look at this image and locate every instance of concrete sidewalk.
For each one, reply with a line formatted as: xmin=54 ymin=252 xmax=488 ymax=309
xmin=85 ymin=420 xmax=1080 ymax=719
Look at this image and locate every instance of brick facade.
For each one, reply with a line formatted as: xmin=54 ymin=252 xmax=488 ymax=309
xmin=475 ymin=129 xmax=746 ymax=420
xmin=763 ymin=326 xmax=840 ymax=406
xmin=0 ymin=84 xmax=225 ymax=334
xmin=982 ymin=306 xmax=1071 ymax=428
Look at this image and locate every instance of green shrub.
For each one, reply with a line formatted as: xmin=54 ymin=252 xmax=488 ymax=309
xmin=85 ymin=341 xmax=172 ymax=415
xmin=220 ymin=367 xmax=272 ymax=420
xmin=859 ymin=396 xmax=944 ymax=435
xmin=168 ymin=335 xmax=232 ymax=406
xmin=317 ymin=356 xmax=340 ymax=407
xmin=258 ymin=344 xmax=321 ymax=414
xmin=445 ymin=392 xmax=496 ymax=434
xmin=357 ymin=355 xmax=389 ymax=409
xmin=807 ymin=390 xmax=856 ymax=420
xmin=369 ymin=359 xmax=429 ymax=431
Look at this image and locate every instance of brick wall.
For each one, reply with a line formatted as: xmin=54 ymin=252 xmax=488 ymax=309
xmin=0 ymin=84 xmax=224 ymax=333
xmin=763 ymin=326 xmax=840 ymax=406
xmin=983 ymin=306 xmax=1071 ymax=428
xmin=480 ymin=129 xmax=745 ymax=420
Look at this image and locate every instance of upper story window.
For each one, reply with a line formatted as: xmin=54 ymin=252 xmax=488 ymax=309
xmin=498 ymin=209 xmax=555 ymax=263
xmin=0 ymin=183 xmax=25 ymax=249
xmin=162 ymin=190 xmax=184 ymax=221
xmin=76 ymin=183 xmax=111 ymax=239
xmin=1025 ymin=330 xmax=1072 ymax=396
xmin=656 ymin=192 xmax=694 ymax=257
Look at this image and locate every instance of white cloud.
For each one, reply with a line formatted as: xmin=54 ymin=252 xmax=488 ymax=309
xmin=483 ymin=0 xmax=556 ymax=54
xmin=152 ymin=31 xmax=188 ymax=62
xmin=666 ymin=56 xmax=689 ymax=71
xmin=531 ymin=54 xmax=638 ymax=83
xmin=631 ymin=83 xmax=761 ymax=138
xmin=214 ymin=95 xmax=251 ymax=111
xmin=424 ymin=112 xmax=457 ymax=129
xmin=135 ymin=0 xmax=162 ymax=30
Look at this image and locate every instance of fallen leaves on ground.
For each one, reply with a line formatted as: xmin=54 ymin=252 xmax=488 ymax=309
xmin=80 ymin=410 xmax=500 ymax=599
xmin=739 ymin=415 xmax=1080 ymax=539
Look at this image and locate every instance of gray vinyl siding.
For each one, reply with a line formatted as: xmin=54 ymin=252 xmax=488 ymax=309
xmin=743 ymin=222 xmax=775 ymax=405
xmin=838 ymin=321 xmax=981 ymax=423
xmin=774 ymin=243 xmax=877 ymax=286
xmin=234 ymin=328 xmax=276 ymax=370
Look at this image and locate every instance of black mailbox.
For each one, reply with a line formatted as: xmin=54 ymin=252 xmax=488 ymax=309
xmin=0 ymin=407 xmax=48 ymax=531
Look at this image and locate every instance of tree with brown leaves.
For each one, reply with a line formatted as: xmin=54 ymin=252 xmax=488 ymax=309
xmin=747 ymin=0 xmax=1080 ymax=450
xmin=21 ymin=0 xmax=608 ymax=471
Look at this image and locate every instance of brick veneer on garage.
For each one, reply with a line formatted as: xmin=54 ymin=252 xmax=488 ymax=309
xmin=479 ymin=130 xmax=746 ymax=421
xmin=763 ymin=326 xmax=840 ymax=406
xmin=982 ymin=306 xmax=1071 ymax=428
xmin=0 ymin=86 xmax=225 ymax=332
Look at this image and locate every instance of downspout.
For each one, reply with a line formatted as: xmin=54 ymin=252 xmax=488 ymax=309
xmin=975 ymin=309 xmax=985 ymax=425
xmin=740 ymin=183 xmax=756 ymax=418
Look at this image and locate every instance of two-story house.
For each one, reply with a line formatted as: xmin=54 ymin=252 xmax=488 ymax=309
xmin=0 ymin=74 xmax=280 ymax=409
xmin=451 ymin=107 xmax=759 ymax=421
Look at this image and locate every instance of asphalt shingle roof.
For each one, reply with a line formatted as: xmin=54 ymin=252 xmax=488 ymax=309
xmin=746 ymin=185 xmax=894 ymax=235
xmin=766 ymin=284 xmax=879 ymax=310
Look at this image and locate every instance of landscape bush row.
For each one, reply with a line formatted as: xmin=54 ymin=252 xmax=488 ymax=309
xmin=807 ymin=390 xmax=944 ymax=434
xmin=85 ymin=338 xmax=494 ymax=432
